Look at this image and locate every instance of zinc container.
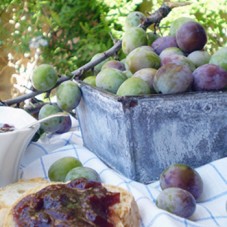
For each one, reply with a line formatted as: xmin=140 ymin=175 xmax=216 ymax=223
xmin=76 ymin=82 xmax=227 ymax=183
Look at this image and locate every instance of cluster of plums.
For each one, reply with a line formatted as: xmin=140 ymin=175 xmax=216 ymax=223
xmin=31 ymin=64 xmax=82 ymax=134
xmin=30 ymin=11 xmax=227 ymax=133
xmin=48 ymin=156 xmax=101 ymax=183
xmin=83 ymin=12 xmax=227 ymax=96
xmin=156 ymin=163 xmax=203 ymax=218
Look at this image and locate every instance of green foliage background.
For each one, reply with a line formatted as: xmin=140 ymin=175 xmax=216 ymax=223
xmin=0 ymin=0 xmax=226 ymax=75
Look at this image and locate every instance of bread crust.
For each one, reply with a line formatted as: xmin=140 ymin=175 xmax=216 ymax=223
xmin=106 ymin=184 xmax=141 ymax=227
xmin=2 ymin=180 xmax=140 ymax=227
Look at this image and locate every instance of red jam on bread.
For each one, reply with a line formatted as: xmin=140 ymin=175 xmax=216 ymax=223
xmin=12 ymin=178 xmax=120 ymax=227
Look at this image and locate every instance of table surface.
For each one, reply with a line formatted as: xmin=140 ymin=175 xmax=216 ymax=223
xmin=20 ymin=117 xmax=227 ymax=227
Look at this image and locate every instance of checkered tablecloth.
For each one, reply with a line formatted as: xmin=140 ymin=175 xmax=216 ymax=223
xmin=20 ymin=118 xmax=227 ymax=227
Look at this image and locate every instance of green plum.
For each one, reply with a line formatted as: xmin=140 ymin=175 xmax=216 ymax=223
xmin=96 ymin=68 xmax=127 ymax=94
xmin=48 ymin=157 xmax=83 ymax=182
xmin=125 ymin=46 xmax=161 ymax=73
xmin=133 ymin=68 xmax=157 ymax=91
xmin=117 ymin=77 xmax=151 ymax=96
xmin=32 ymin=64 xmax=58 ymax=91
xmin=122 ymin=27 xmax=148 ymax=55
xmin=124 ymin=11 xmax=146 ymax=30
xmin=56 ymin=80 xmax=81 ymax=112
xmin=83 ymin=75 xmax=96 ymax=86
xmin=209 ymin=47 xmax=227 ymax=71
xmin=188 ymin=50 xmax=210 ymax=67
xmin=65 ymin=166 xmax=101 ymax=182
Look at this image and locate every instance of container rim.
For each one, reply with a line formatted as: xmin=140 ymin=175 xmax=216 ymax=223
xmin=76 ymin=79 xmax=227 ymax=103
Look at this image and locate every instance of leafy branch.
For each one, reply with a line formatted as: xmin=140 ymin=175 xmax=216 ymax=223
xmin=1 ymin=2 xmax=190 ymax=107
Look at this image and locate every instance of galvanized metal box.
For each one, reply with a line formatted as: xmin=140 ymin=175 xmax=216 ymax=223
xmin=76 ymin=82 xmax=227 ymax=183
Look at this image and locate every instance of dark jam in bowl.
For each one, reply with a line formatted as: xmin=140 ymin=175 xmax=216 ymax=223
xmin=0 ymin=123 xmax=15 ymax=133
xmin=12 ymin=178 xmax=120 ymax=227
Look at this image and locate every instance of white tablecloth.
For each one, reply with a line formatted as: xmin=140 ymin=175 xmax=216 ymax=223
xmin=20 ymin=118 xmax=227 ymax=227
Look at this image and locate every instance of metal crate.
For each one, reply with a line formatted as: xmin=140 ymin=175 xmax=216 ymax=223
xmin=76 ymin=82 xmax=227 ymax=183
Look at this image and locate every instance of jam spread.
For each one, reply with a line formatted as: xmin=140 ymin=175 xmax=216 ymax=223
xmin=0 ymin=123 xmax=15 ymax=133
xmin=12 ymin=178 xmax=120 ymax=227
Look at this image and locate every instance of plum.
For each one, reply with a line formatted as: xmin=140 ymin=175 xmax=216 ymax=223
xmin=133 ymin=68 xmax=157 ymax=91
xmin=169 ymin=17 xmax=195 ymax=36
xmin=56 ymin=115 xmax=72 ymax=134
xmin=96 ymin=68 xmax=127 ymax=94
xmin=159 ymin=47 xmax=185 ymax=60
xmin=38 ymin=104 xmax=65 ymax=133
xmin=176 ymin=21 xmax=207 ymax=53
xmin=156 ymin=187 xmax=196 ymax=218
xmin=124 ymin=11 xmax=146 ymax=30
xmin=57 ymin=81 xmax=82 ymax=112
xmin=209 ymin=47 xmax=227 ymax=71
xmin=65 ymin=166 xmax=101 ymax=182
xmin=116 ymin=77 xmax=151 ymax=96
xmin=187 ymin=50 xmax=210 ymax=67
xmin=101 ymin=60 xmax=126 ymax=71
xmin=160 ymin=163 xmax=203 ymax=200
xmin=125 ymin=46 xmax=161 ymax=73
xmin=32 ymin=64 xmax=58 ymax=92
xmin=153 ymin=63 xmax=193 ymax=94
xmin=83 ymin=75 xmax=96 ymax=87
xmin=151 ymin=35 xmax=178 ymax=55
xmin=192 ymin=63 xmax=227 ymax=91
xmin=161 ymin=54 xmax=196 ymax=72
xmin=48 ymin=157 xmax=82 ymax=182
xmin=122 ymin=27 xmax=148 ymax=54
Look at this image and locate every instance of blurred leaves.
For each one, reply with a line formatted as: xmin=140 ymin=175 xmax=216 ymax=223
xmin=1 ymin=0 xmax=143 ymax=74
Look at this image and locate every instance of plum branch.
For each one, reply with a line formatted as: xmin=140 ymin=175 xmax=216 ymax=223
xmin=141 ymin=2 xmax=191 ymax=30
xmin=2 ymin=2 xmax=190 ymax=107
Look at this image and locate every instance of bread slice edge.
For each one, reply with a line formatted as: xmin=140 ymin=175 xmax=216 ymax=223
xmin=2 ymin=180 xmax=140 ymax=227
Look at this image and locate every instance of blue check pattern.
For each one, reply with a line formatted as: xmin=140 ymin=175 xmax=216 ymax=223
xmin=20 ymin=119 xmax=227 ymax=227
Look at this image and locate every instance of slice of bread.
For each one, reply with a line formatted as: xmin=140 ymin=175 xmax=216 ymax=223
xmin=0 ymin=178 xmax=49 ymax=227
xmin=2 ymin=179 xmax=140 ymax=227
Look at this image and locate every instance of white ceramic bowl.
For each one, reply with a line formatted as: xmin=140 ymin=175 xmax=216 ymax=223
xmin=0 ymin=106 xmax=40 ymax=187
